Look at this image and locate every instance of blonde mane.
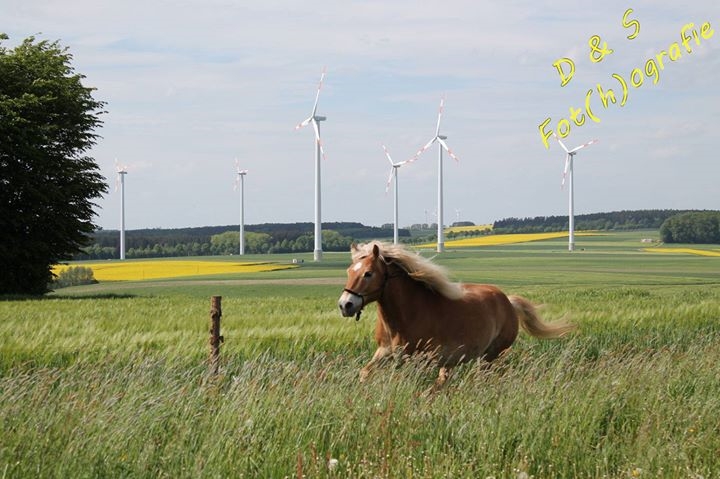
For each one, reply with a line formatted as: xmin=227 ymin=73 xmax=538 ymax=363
xmin=352 ymin=241 xmax=464 ymax=300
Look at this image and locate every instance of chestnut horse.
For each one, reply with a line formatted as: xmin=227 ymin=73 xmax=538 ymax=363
xmin=337 ymin=242 xmax=574 ymax=383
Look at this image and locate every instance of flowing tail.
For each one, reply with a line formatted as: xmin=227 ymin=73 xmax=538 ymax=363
xmin=508 ymin=295 xmax=575 ymax=339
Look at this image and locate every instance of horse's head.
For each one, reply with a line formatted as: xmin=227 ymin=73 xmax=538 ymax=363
xmin=338 ymin=242 xmax=389 ymax=320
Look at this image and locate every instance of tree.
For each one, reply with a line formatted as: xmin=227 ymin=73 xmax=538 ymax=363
xmin=210 ymin=231 xmax=238 ymax=255
xmin=660 ymin=212 xmax=720 ymax=244
xmin=0 ymin=35 xmax=107 ymax=295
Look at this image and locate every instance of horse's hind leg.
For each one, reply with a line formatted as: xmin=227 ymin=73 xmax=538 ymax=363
xmin=484 ymin=312 xmax=520 ymax=362
xmin=420 ymin=366 xmax=451 ymax=397
xmin=482 ymin=342 xmax=507 ymax=362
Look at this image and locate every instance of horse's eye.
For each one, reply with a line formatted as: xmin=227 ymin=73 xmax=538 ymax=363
xmin=363 ymin=271 xmax=373 ymax=278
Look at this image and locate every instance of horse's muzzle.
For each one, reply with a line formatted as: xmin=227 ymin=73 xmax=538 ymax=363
xmin=338 ymin=290 xmax=363 ymax=318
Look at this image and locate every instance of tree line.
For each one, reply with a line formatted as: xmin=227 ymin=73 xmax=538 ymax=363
xmin=77 ymin=209 xmax=720 ymax=260
xmin=492 ymin=210 xmax=704 ymax=234
xmin=77 ymin=223 xmax=410 ymax=259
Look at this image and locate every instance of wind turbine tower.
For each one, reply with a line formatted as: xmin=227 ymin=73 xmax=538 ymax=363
xmin=295 ymin=67 xmax=327 ymax=261
xmin=234 ymin=159 xmax=248 ymax=255
xmin=383 ymin=145 xmax=416 ymax=244
xmin=413 ymin=96 xmax=459 ymax=253
xmin=553 ymin=134 xmax=598 ymax=252
xmin=115 ymin=161 xmax=128 ymax=260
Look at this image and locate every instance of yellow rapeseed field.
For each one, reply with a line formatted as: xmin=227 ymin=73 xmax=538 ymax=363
xmin=52 ymin=260 xmax=296 ymax=282
xmin=643 ymin=247 xmax=720 ymax=257
xmin=418 ymin=231 xmax=599 ymax=248
xmin=445 ymin=224 xmax=493 ymax=234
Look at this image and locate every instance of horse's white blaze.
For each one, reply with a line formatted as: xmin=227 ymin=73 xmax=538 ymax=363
xmin=352 ymin=261 xmax=363 ymax=272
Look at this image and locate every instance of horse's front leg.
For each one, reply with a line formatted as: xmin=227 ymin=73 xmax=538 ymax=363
xmin=360 ymin=317 xmax=394 ymax=382
xmin=436 ymin=366 xmax=451 ymax=386
xmin=360 ymin=345 xmax=392 ymax=382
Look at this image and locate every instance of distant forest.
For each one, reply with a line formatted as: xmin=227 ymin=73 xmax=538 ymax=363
xmin=492 ymin=209 xmax=703 ymax=234
xmin=78 ymin=210 xmax=718 ymax=260
xmin=79 ymin=222 xmax=411 ymax=259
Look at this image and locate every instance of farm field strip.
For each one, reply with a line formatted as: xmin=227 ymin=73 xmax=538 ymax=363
xmin=52 ymin=259 xmax=296 ymax=281
xmin=643 ymin=247 xmax=720 ymax=257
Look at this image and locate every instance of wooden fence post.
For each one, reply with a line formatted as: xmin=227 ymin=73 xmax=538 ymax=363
xmin=209 ymin=295 xmax=223 ymax=375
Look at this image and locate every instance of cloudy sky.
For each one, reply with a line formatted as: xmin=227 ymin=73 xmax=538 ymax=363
xmin=4 ymin=0 xmax=719 ymax=230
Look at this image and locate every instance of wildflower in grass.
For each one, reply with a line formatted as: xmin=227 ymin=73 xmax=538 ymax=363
xmin=327 ymin=458 xmax=339 ymax=471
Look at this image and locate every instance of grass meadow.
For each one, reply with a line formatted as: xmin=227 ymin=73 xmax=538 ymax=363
xmin=1 ymin=232 xmax=719 ymax=478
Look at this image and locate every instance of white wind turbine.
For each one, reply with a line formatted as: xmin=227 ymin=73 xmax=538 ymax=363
xmin=383 ymin=145 xmax=417 ymax=245
xmin=114 ymin=159 xmax=128 ymax=260
xmin=413 ymin=96 xmax=459 ymax=253
xmin=295 ymin=67 xmax=327 ymax=262
xmin=553 ymin=134 xmax=598 ymax=252
xmin=234 ymin=159 xmax=248 ymax=255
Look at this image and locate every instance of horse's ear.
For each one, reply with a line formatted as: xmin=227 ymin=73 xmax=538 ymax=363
xmin=351 ymin=242 xmax=358 ymax=253
xmin=372 ymin=243 xmax=380 ymax=258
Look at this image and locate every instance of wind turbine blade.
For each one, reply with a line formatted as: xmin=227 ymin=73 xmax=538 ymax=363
xmin=233 ymin=158 xmax=240 ymax=190
xmin=438 ymin=138 xmax=459 ymax=162
xmin=395 ymin=158 xmax=412 ymax=167
xmin=312 ymin=120 xmax=326 ymax=161
xmin=385 ymin=167 xmax=395 ymax=194
xmin=561 ymin=154 xmax=570 ymax=188
xmin=414 ymin=137 xmax=437 ymax=159
xmin=295 ymin=116 xmax=313 ymax=130
xmin=569 ymin=138 xmax=598 ymax=153
xmin=114 ymin=158 xmax=119 ymax=192
xmin=402 ymin=153 xmax=421 ymax=166
xmin=234 ymin=168 xmax=248 ymax=190
xmin=310 ymin=66 xmax=327 ymax=117
xmin=435 ymin=96 xmax=445 ymax=137
xmin=114 ymin=159 xmax=128 ymax=173
xmin=382 ymin=144 xmax=395 ymax=166
xmin=318 ymin=140 xmax=327 ymax=162
xmin=552 ymin=133 xmax=571 ymax=154
xmin=113 ymin=158 xmax=128 ymax=192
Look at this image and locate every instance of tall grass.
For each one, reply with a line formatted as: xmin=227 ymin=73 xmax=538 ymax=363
xmin=2 ymin=236 xmax=720 ymax=478
xmin=1 ymin=332 xmax=718 ymax=477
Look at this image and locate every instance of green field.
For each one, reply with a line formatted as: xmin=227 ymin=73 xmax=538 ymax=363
xmin=2 ymin=232 xmax=719 ymax=478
